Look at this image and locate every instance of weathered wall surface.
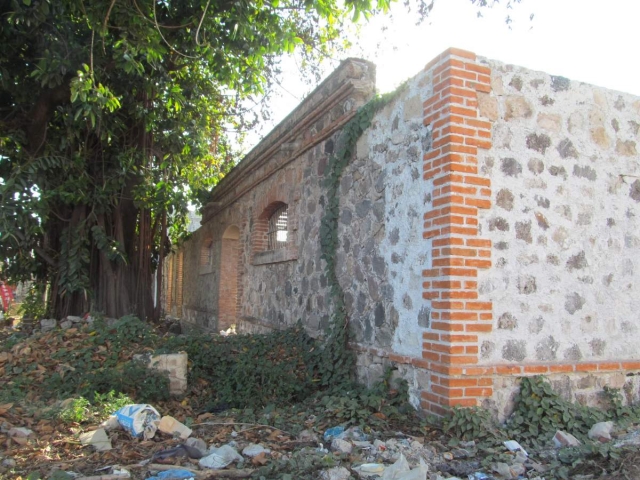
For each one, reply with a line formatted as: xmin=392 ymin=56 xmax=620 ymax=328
xmin=476 ymin=60 xmax=640 ymax=365
xmin=164 ymin=48 xmax=640 ymax=417
xmin=337 ymin=70 xmax=431 ymax=356
xmin=171 ymin=59 xmax=377 ymax=334
xmin=335 ymin=69 xmax=434 ymax=407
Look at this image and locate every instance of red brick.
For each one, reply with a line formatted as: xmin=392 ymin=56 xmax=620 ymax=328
xmin=465 ymin=259 xmax=492 ymax=268
xmin=549 ymin=365 xmax=574 ymax=373
xmin=496 ymin=365 xmax=522 ymax=375
xmin=465 ymin=323 xmax=492 ymax=332
xmin=431 ymin=322 xmax=465 ymax=332
xmin=464 ymin=367 xmax=493 ymax=375
xmin=441 ymin=290 xmax=478 ymax=300
xmin=441 ymin=267 xmax=477 ymax=277
xmin=442 ymin=354 xmax=478 ymax=365
xmin=433 ymin=258 xmax=465 ymax=267
xmin=443 ymin=334 xmax=478 ymax=343
xmin=464 ymin=175 xmax=491 ymax=186
xmin=446 ymin=398 xmax=479 ymax=407
xmin=465 ymin=197 xmax=491 ymax=208
xmin=433 ymin=280 xmax=462 ymax=289
xmin=441 ymin=377 xmax=478 ymax=387
xmin=622 ymin=362 xmax=640 ymax=370
xmin=432 ymin=385 xmax=464 ymax=397
xmin=524 ymin=365 xmax=549 ymax=374
xmin=465 ymin=387 xmax=493 ymax=397
xmin=467 ymin=238 xmax=491 ymax=248
xmin=575 ymin=363 xmax=598 ymax=372
xmin=422 ymin=291 xmax=441 ymax=300
xmin=465 ymin=301 xmax=492 ymax=311
xmin=598 ymin=362 xmax=622 ymax=371
xmin=463 ymin=62 xmax=490 ymax=74
xmin=422 ymin=268 xmax=441 ymax=277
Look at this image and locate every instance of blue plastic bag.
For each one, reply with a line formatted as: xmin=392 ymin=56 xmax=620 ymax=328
xmin=147 ymin=468 xmax=195 ymax=480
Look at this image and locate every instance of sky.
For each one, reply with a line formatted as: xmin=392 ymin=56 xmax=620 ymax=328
xmin=245 ymin=0 xmax=639 ymax=150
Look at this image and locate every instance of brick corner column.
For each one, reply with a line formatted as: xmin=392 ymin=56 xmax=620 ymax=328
xmin=420 ymin=48 xmax=495 ymax=415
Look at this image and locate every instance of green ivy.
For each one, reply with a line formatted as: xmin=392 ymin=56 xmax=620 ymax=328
xmin=317 ymin=91 xmax=399 ymax=389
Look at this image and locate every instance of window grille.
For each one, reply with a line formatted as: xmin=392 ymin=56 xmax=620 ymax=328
xmin=267 ymin=204 xmax=288 ymax=250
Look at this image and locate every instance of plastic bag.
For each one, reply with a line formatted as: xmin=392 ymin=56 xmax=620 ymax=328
xmin=114 ymin=404 xmax=160 ymax=439
xmin=199 ymin=444 xmax=244 ymax=469
xmin=146 ymin=469 xmax=195 ymax=480
xmin=382 ymin=455 xmax=428 ymax=480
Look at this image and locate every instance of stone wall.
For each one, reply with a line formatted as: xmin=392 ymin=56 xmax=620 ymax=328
xmin=164 ymin=48 xmax=640 ymax=417
xmin=477 ymin=60 xmax=640 ymax=365
xmin=166 ymin=59 xmax=376 ymax=334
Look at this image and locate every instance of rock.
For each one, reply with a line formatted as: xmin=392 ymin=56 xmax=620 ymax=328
xmin=588 ymin=421 xmax=614 ymax=442
xmin=9 ymin=427 xmax=33 ymax=444
xmin=297 ymin=429 xmax=319 ymax=443
xmin=2 ymin=458 xmax=16 ymax=467
xmin=374 ymin=439 xmax=387 ymax=451
xmin=451 ymin=448 xmax=470 ymax=459
xmin=443 ymin=452 xmax=454 ymax=461
xmin=553 ymin=430 xmax=581 ymax=447
xmin=66 ymin=315 xmax=83 ymax=323
xmin=509 ymin=463 xmax=525 ymax=477
xmin=59 ymin=320 xmax=73 ymax=330
xmin=8 ymin=427 xmax=33 ymax=438
xmin=331 ymin=438 xmax=353 ymax=454
xmin=79 ymin=428 xmax=112 ymax=451
xmin=242 ymin=443 xmax=270 ymax=457
xmin=185 ymin=437 xmax=208 ymax=456
xmin=157 ymin=415 xmax=192 ymax=439
xmin=40 ymin=318 xmax=57 ymax=332
xmin=320 ymin=467 xmax=351 ymax=480
xmin=493 ymin=462 xmax=519 ymax=479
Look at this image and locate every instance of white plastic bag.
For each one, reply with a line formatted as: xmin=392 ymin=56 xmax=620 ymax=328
xmin=114 ymin=404 xmax=160 ymax=439
xmin=382 ymin=454 xmax=428 ymax=480
xmin=199 ymin=445 xmax=244 ymax=469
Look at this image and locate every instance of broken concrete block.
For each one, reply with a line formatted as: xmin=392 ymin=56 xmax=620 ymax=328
xmin=331 ymin=438 xmax=353 ymax=454
xmin=79 ymin=428 xmax=112 ymax=451
xmin=59 ymin=320 xmax=73 ymax=330
xmin=157 ymin=415 xmax=192 ymax=439
xmin=553 ymin=430 xmax=581 ymax=447
xmin=40 ymin=319 xmax=57 ymax=332
xmin=588 ymin=421 xmax=614 ymax=442
xmin=133 ymin=353 xmax=187 ymax=395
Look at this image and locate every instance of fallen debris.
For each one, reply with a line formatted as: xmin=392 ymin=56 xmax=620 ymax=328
xmin=79 ymin=428 xmax=113 ymax=451
xmin=553 ymin=429 xmax=581 ymax=447
xmin=158 ymin=415 xmax=192 ymax=440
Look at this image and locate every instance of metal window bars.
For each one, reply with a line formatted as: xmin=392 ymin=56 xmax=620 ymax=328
xmin=267 ymin=204 xmax=288 ymax=250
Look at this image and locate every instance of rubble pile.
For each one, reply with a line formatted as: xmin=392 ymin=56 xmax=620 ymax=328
xmin=1 ymin=319 xmax=640 ymax=479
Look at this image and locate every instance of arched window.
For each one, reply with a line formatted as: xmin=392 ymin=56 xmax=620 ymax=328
xmin=267 ymin=204 xmax=288 ymax=250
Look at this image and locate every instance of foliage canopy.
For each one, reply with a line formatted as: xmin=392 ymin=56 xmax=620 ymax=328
xmin=0 ymin=0 xmax=401 ymax=319
xmin=0 ymin=0 xmax=521 ymax=320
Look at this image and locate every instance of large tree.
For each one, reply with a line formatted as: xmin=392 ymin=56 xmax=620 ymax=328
xmin=0 ymin=0 xmax=521 ymax=321
xmin=0 ymin=0 xmax=401 ymax=320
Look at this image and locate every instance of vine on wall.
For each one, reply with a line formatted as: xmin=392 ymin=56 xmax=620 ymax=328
xmin=318 ymin=90 xmax=400 ymax=388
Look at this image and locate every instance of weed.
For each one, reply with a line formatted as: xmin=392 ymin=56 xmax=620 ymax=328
xmin=58 ymin=397 xmax=91 ymax=424
xmin=18 ymin=283 xmax=48 ymax=320
xmin=58 ymin=391 xmax=133 ymax=425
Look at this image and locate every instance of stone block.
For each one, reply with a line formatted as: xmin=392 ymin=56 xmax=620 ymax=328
xmin=133 ymin=353 xmax=188 ymax=396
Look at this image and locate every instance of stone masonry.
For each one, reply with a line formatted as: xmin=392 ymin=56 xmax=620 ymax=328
xmin=164 ymin=48 xmax=640 ymax=417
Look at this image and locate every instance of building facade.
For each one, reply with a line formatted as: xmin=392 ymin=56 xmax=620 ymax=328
xmin=164 ymin=49 xmax=640 ymax=417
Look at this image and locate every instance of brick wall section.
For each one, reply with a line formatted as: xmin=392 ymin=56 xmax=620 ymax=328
xmin=218 ymin=237 xmax=239 ymax=330
xmin=421 ymin=48 xmax=494 ymax=414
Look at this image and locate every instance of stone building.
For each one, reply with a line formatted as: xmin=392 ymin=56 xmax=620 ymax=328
xmin=164 ymin=48 xmax=640 ymax=417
